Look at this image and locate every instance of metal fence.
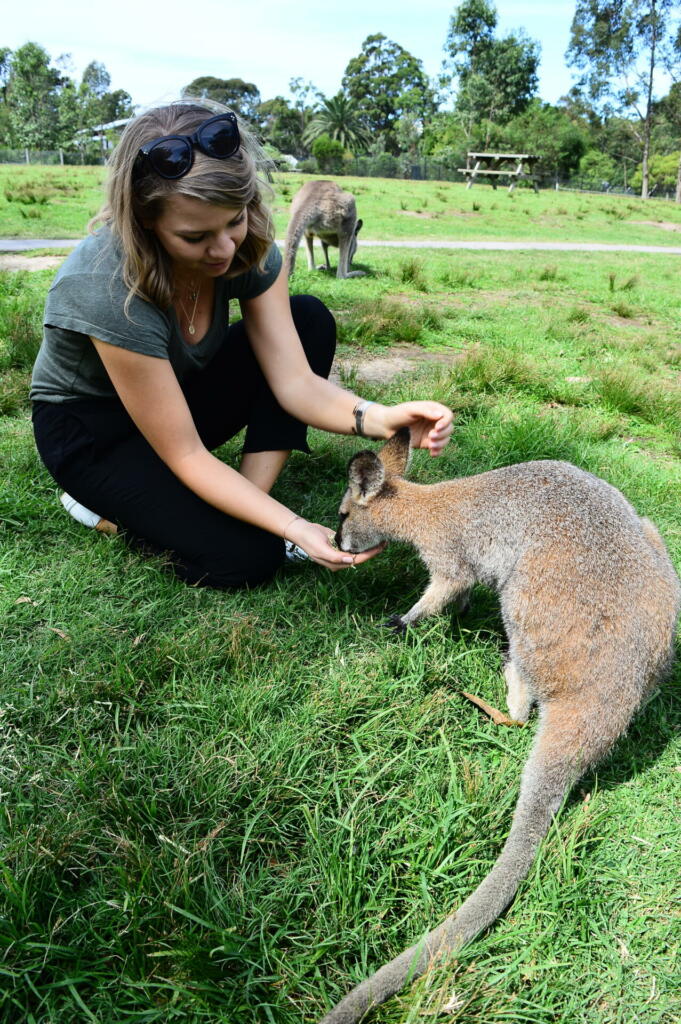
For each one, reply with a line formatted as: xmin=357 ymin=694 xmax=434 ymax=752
xmin=1 ymin=149 xmax=678 ymax=200
xmin=0 ymin=149 xmax=105 ymax=165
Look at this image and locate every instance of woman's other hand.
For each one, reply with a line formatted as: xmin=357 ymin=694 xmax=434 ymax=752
xmin=366 ymin=401 xmax=453 ymax=457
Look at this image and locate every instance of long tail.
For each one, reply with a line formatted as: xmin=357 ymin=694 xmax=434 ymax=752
xmin=319 ymin=702 xmax=627 ymax=1024
xmin=284 ymin=207 xmax=307 ymax=277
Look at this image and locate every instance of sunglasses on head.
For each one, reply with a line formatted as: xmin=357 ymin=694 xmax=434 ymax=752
xmin=133 ymin=112 xmax=240 ymax=181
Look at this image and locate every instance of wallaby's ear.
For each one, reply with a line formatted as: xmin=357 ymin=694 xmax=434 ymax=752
xmin=379 ymin=426 xmax=411 ymax=478
xmin=348 ymin=450 xmax=385 ymax=503
xmin=355 ymin=219 xmax=363 ymax=235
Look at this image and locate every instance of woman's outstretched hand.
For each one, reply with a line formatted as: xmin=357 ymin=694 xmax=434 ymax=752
xmin=367 ymin=401 xmax=453 ymax=456
xmin=287 ymin=519 xmax=385 ymax=571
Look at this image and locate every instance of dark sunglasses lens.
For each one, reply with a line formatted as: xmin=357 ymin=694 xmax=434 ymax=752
xmin=148 ymin=139 xmax=192 ymax=178
xmin=199 ymin=119 xmax=239 ymax=158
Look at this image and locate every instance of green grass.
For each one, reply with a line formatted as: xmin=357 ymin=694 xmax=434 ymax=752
xmin=0 ymin=165 xmax=106 ymax=238
xmin=2 ymin=165 xmax=681 ymax=247
xmin=1 ymin=235 xmax=680 ymax=1022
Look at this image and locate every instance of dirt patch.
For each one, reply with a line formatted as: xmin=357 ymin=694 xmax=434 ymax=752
xmin=0 ymin=254 xmax=65 ymax=271
xmin=332 ymin=343 xmax=464 ymax=386
xmin=398 ymin=210 xmax=434 ymax=219
xmin=631 ymin=220 xmax=681 ymax=233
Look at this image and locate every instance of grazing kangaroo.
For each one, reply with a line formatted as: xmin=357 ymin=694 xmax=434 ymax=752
xmin=284 ymin=180 xmax=364 ymax=279
xmin=323 ymin=428 xmax=680 ymax=1024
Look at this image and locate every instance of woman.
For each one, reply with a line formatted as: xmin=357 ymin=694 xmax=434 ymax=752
xmin=30 ymin=102 xmax=453 ymax=588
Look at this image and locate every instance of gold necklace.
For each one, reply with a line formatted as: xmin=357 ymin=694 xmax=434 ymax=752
xmin=179 ymin=280 xmax=201 ymax=336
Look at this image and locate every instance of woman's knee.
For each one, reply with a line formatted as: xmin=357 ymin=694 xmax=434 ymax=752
xmin=289 ymin=295 xmax=336 ymax=376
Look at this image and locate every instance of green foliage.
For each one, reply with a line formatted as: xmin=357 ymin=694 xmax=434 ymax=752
xmin=566 ymin=0 xmax=677 ymax=197
xmin=0 ymin=44 xmax=134 ymax=156
xmin=303 ymin=92 xmax=372 ymax=153
xmin=259 ymin=95 xmax=306 ymax=158
xmin=181 ymin=76 xmax=262 ymax=124
xmin=489 ymin=100 xmax=588 ymax=180
xmin=445 ymin=0 xmax=540 ymax=128
xmin=0 ymin=269 xmax=47 ymax=379
xmin=310 ymin=134 xmax=346 ymax=174
xmin=578 ymin=149 xmax=619 ymax=186
xmin=342 ymin=33 xmax=436 ymax=155
xmin=630 ymin=150 xmax=680 ymax=193
xmin=5 ymin=42 xmax=63 ymax=150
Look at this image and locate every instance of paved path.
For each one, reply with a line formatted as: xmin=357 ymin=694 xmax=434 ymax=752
xmin=2 ymin=237 xmax=681 ymax=255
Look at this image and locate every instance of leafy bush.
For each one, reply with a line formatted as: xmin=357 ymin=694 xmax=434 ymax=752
xmin=630 ymin=151 xmax=680 ymax=194
xmin=310 ymin=135 xmax=345 ymax=174
xmin=578 ymin=150 xmax=619 ymax=188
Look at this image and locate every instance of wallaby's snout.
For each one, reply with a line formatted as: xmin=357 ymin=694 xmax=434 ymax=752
xmin=334 ymin=512 xmax=348 ymax=552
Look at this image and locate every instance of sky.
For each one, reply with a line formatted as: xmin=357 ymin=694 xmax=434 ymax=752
xmin=4 ymin=1 xmax=580 ymax=111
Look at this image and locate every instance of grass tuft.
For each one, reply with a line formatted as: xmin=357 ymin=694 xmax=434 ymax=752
xmin=396 ymin=257 xmax=429 ymax=292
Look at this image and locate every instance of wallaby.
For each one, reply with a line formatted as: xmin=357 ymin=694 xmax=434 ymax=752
xmin=323 ymin=427 xmax=680 ymax=1024
xmin=284 ymin=180 xmax=364 ymax=279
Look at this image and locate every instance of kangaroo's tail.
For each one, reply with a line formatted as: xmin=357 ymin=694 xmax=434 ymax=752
xmin=284 ymin=207 xmax=307 ymax=277
xmin=318 ymin=700 xmax=630 ymax=1024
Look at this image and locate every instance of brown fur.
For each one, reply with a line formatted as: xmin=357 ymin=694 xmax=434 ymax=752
xmin=284 ymin=180 xmax=364 ymax=279
xmin=321 ymin=428 xmax=680 ymax=1024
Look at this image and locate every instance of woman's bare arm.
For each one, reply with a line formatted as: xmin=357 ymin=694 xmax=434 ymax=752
xmin=241 ymin=269 xmax=453 ymax=454
xmin=88 ymin=337 xmax=378 ymax=569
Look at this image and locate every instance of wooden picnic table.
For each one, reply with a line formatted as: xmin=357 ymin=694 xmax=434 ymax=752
xmin=459 ymin=152 xmax=540 ymax=192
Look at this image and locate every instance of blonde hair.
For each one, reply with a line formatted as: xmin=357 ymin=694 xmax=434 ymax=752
xmin=91 ymin=101 xmax=275 ymax=311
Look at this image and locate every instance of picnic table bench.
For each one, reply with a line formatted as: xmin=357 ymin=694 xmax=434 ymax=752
xmin=459 ymin=152 xmax=540 ymax=192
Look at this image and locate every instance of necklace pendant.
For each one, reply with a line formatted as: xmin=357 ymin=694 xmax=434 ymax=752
xmin=188 ymin=324 xmax=196 ymax=335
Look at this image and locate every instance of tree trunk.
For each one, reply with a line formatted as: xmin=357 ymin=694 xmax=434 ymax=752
xmin=641 ymin=0 xmax=659 ymax=199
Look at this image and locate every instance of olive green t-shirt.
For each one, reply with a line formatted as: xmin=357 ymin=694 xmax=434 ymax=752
xmin=30 ymin=226 xmax=282 ymax=403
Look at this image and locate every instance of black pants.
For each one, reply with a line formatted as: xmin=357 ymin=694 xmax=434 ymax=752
xmin=32 ymin=295 xmax=336 ymax=588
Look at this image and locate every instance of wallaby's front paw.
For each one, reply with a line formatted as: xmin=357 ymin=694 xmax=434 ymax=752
xmin=384 ymin=614 xmax=407 ymax=635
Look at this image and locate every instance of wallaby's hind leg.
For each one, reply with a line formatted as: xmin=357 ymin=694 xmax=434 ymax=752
xmin=504 ymin=660 xmax=532 ymax=723
xmin=321 ymin=241 xmax=332 ymax=272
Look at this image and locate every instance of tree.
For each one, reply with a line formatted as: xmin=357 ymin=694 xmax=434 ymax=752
xmin=0 ymin=47 xmax=12 ymax=145
xmin=659 ymin=32 xmax=681 ymax=201
xmin=98 ymin=89 xmax=135 ymax=124
xmin=56 ymin=78 xmax=81 ymax=157
xmin=303 ymin=93 xmax=371 ymax=153
xmin=497 ymin=101 xmax=588 ymax=180
xmin=342 ymin=34 xmax=436 ymax=154
xmin=182 ymin=76 xmax=261 ymax=123
xmin=288 ymin=77 xmax=320 ymax=133
xmin=259 ymin=95 xmax=307 ymax=156
xmin=444 ymin=0 xmax=540 ymax=134
xmin=5 ymin=42 xmax=64 ymax=152
xmin=566 ymin=0 xmax=677 ymax=197
xmin=81 ymin=60 xmax=111 ymax=99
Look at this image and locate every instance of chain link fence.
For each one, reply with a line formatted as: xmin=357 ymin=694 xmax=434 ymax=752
xmin=0 ymin=149 xmax=105 ymax=165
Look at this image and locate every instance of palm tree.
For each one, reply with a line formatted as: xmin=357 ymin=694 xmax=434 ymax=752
xmin=302 ymin=93 xmax=371 ymax=153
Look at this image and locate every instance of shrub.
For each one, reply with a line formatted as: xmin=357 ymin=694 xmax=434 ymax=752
xmin=310 ymin=135 xmax=345 ymax=174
